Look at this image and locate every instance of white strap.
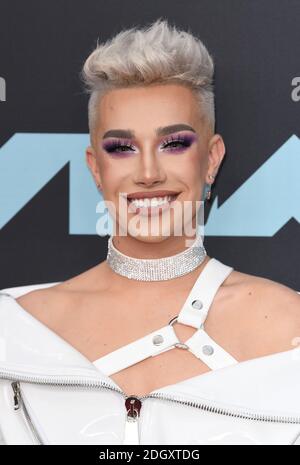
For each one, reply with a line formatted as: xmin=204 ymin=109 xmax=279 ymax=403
xmin=144 ymin=321 xmax=238 ymax=370
xmin=177 ymin=258 xmax=234 ymax=328
xmin=93 ymin=257 xmax=236 ymax=375
xmin=93 ymin=325 xmax=180 ymax=376
xmin=184 ymin=328 xmax=238 ymax=369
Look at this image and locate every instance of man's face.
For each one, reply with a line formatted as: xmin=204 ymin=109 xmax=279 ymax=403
xmin=86 ymin=83 xmax=224 ymax=241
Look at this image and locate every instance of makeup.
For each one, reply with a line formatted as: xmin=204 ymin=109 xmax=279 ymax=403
xmin=102 ymin=131 xmax=197 ymax=157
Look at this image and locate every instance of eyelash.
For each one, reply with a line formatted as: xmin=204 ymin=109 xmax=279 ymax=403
xmin=103 ymin=134 xmax=193 ymax=154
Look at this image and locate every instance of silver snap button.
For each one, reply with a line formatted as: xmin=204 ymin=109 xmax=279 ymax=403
xmin=202 ymin=344 xmax=214 ymax=355
xmin=191 ymin=299 xmax=203 ymax=310
xmin=152 ymin=334 xmax=164 ymax=346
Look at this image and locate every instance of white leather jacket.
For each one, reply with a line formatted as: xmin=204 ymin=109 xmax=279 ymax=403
xmin=1 ymin=258 xmax=300 ymax=445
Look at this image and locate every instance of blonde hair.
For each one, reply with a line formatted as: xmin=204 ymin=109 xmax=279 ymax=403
xmin=80 ymin=18 xmax=215 ymax=140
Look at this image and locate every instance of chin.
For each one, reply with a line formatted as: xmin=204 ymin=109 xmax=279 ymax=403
xmin=128 ymin=234 xmax=173 ymax=244
xmin=126 ymin=220 xmax=183 ymax=242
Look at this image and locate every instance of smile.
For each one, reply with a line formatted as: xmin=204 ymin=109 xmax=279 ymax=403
xmin=127 ymin=194 xmax=179 ymax=216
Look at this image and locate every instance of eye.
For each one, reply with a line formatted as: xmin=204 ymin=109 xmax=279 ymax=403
xmin=160 ymin=134 xmax=193 ymax=152
xmin=164 ymin=140 xmax=186 ymax=149
xmin=102 ymin=133 xmax=196 ymax=156
xmin=103 ymin=139 xmax=136 ymax=154
xmin=113 ymin=144 xmax=135 ymax=153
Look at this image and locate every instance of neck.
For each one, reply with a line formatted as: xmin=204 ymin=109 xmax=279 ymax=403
xmin=105 ymin=233 xmax=207 ymax=283
xmin=102 ymin=252 xmax=211 ymax=293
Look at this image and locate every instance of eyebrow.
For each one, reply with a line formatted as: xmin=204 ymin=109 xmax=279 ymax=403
xmin=102 ymin=124 xmax=196 ymax=139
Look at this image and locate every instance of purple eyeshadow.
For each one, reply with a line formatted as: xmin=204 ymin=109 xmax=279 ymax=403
xmin=102 ymin=132 xmax=197 ymax=156
xmin=102 ymin=139 xmax=136 ymax=157
xmin=160 ymin=133 xmax=197 ymax=153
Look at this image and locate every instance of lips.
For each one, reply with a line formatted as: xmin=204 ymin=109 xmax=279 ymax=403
xmin=126 ymin=190 xmax=180 ymax=200
xmin=126 ymin=193 xmax=180 ymax=217
xmin=127 ymin=192 xmax=180 ymax=208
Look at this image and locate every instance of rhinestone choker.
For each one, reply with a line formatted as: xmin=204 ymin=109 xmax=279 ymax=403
xmin=106 ymin=235 xmax=207 ymax=281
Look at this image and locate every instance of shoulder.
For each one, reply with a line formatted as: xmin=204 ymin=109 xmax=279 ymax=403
xmin=15 ymin=285 xmax=70 ymax=325
xmin=15 ymin=261 xmax=108 ymax=321
xmin=222 ymin=270 xmax=300 ymax=357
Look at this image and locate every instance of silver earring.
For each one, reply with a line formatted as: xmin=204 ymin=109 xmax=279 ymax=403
xmin=206 ymin=175 xmax=215 ymax=200
xmin=202 ymin=183 xmax=211 ymax=201
xmin=205 ymin=185 xmax=211 ymax=200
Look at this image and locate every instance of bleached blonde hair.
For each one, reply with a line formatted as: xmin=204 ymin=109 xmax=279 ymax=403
xmin=80 ymin=18 xmax=215 ymax=141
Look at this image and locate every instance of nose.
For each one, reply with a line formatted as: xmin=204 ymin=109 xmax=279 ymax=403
xmin=133 ymin=151 xmax=166 ymax=187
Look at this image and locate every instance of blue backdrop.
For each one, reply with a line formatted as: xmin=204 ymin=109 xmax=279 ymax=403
xmin=0 ymin=0 xmax=299 ymax=289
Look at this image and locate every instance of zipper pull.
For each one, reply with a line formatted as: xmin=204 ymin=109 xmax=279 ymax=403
xmin=11 ymin=381 xmax=21 ymax=410
xmin=124 ymin=396 xmax=142 ymax=445
xmin=125 ymin=396 xmax=142 ymax=421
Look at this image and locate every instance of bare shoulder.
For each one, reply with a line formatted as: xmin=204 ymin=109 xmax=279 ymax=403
xmin=15 ymin=261 xmax=108 ymax=323
xmin=222 ymin=269 xmax=300 ymax=356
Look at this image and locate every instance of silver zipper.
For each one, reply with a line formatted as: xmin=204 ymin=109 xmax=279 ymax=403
xmin=145 ymin=392 xmax=300 ymax=424
xmin=6 ymin=373 xmax=126 ymax=445
xmin=1 ymin=369 xmax=300 ymax=445
xmin=11 ymin=381 xmax=44 ymax=445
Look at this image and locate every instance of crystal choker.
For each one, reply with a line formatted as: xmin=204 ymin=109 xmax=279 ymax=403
xmin=106 ymin=235 xmax=207 ymax=281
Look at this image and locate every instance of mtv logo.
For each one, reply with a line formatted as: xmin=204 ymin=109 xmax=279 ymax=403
xmin=0 ymin=133 xmax=299 ymax=236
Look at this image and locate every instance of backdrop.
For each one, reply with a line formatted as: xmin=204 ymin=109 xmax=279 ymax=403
xmin=0 ymin=0 xmax=299 ymax=290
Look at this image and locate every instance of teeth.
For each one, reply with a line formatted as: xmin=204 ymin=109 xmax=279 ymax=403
xmin=129 ymin=195 xmax=176 ymax=208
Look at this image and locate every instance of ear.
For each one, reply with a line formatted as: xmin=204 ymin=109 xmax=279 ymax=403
xmin=206 ymin=133 xmax=226 ymax=182
xmin=85 ymin=145 xmax=102 ymax=188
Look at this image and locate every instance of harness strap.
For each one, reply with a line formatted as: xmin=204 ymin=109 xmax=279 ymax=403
xmin=177 ymin=258 xmax=234 ymax=328
xmin=93 ymin=258 xmax=238 ymax=375
xmin=93 ymin=325 xmax=180 ymax=376
xmin=184 ymin=328 xmax=238 ymax=369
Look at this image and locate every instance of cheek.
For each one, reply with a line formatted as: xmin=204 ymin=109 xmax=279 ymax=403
xmin=98 ymin=157 xmax=131 ymax=197
xmin=176 ymin=152 xmax=202 ymax=186
xmin=178 ymin=158 xmax=205 ymax=202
